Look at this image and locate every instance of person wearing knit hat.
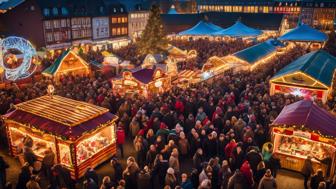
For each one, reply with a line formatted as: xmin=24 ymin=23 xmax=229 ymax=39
xmin=165 ymin=167 xmax=177 ymax=188
xmin=258 ymin=169 xmax=277 ymax=189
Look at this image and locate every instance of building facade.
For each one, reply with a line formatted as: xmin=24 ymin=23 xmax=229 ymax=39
xmin=128 ymin=11 xmax=150 ymax=40
xmin=197 ymin=0 xmax=336 ymax=30
xmin=92 ymin=17 xmax=110 ymax=40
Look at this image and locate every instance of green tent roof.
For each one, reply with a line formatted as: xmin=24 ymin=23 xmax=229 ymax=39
xmin=233 ymin=39 xmax=284 ymax=64
xmin=272 ymin=50 xmax=336 ymax=87
xmin=43 ymin=49 xmax=71 ymax=75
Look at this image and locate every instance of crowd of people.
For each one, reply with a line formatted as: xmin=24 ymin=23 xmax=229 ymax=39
xmin=0 ymin=38 xmax=335 ymax=189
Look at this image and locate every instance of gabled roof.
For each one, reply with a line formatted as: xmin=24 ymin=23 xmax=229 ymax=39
xmin=272 ymin=100 xmax=336 ymax=138
xmin=43 ymin=49 xmax=89 ymax=76
xmin=233 ymin=39 xmax=283 ymax=64
xmin=167 ymin=5 xmax=178 ymax=14
xmin=214 ymin=20 xmax=263 ymax=37
xmin=132 ymin=68 xmax=155 ymax=84
xmin=279 ymin=24 xmax=328 ymax=42
xmin=0 ymin=0 xmax=24 ymax=12
xmin=178 ymin=20 xmax=223 ymax=35
xmin=272 ymin=50 xmax=336 ymax=87
xmin=3 ymin=95 xmax=117 ymax=141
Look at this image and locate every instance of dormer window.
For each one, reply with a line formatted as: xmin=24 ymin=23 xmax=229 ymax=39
xmin=43 ymin=8 xmax=50 ymax=16
xmin=120 ymin=7 xmax=124 ymax=12
xmin=113 ymin=8 xmax=116 ymax=13
xmin=52 ymin=7 xmax=58 ymax=16
xmin=99 ymin=6 xmax=104 ymax=13
xmin=61 ymin=7 xmax=68 ymax=15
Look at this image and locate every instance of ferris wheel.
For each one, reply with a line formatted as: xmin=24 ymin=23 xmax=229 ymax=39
xmin=0 ymin=36 xmax=37 ymax=81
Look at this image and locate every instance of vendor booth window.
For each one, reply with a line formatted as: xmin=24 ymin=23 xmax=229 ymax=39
xmin=76 ymin=125 xmax=115 ymax=165
xmin=9 ymin=127 xmax=56 ymax=157
xmin=58 ymin=143 xmax=72 ymax=167
xmin=273 ymin=133 xmax=335 ymax=160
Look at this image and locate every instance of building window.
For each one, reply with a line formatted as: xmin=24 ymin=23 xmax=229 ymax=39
xmin=112 ymin=28 xmax=117 ymax=35
xmin=46 ymin=33 xmax=53 ymax=42
xmin=61 ymin=7 xmax=68 ymax=15
xmin=61 ymin=19 xmax=67 ymax=27
xmin=43 ymin=8 xmax=50 ymax=16
xmin=118 ymin=17 xmax=122 ymax=23
xmin=112 ymin=17 xmax=117 ymax=24
xmin=52 ymin=7 xmax=58 ymax=16
xmin=44 ymin=21 xmax=52 ymax=29
xmin=53 ymin=20 xmax=60 ymax=28
xmin=113 ymin=8 xmax=116 ymax=13
xmin=120 ymin=7 xmax=124 ymax=12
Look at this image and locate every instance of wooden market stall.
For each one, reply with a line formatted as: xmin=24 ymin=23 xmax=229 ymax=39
xmin=2 ymin=95 xmax=118 ymax=179
xmin=271 ymin=100 xmax=336 ymax=177
xmin=42 ymin=49 xmax=90 ymax=81
xmin=112 ymin=67 xmax=171 ymax=97
xmin=270 ymin=50 xmax=336 ymax=103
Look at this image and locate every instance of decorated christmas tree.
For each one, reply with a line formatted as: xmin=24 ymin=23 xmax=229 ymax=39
xmin=137 ymin=4 xmax=168 ymax=55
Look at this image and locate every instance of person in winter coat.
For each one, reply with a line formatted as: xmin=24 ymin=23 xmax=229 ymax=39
xmin=181 ymin=173 xmax=193 ymax=189
xmin=219 ymin=160 xmax=232 ymax=189
xmin=83 ymin=177 xmax=99 ymax=189
xmin=268 ymin=154 xmax=281 ymax=178
xmin=123 ymin=157 xmax=140 ymax=189
xmin=111 ymin=158 xmax=123 ymax=182
xmin=302 ymin=156 xmax=314 ymax=189
xmin=100 ymin=176 xmax=114 ymax=189
xmin=165 ymin=168 xmax=177 ymax=189
xmin=146 ymin=145 xmax=157 ymax=169
xmin=0 ymin=156 xmax=9 ymax=189
xmin=138 ymin=166 xmax=151 ymax=189
xmin=193 ymin=148 xmax=205 ymax=172
xmin=16 ymin=163 xmax=33 ymax=189
xmin=240 ymin=161 xmax=254 ymax=188
xmin=258 ymin=169 xmax=277 ymax=189
xmin=227 ymin=169 xmax=249 ymax=189
xmin=152 ymin=154 xmax=169 ymax=189
xmin=42 ymin=148 xmax=55 ymax=181
xmin=246 ymin=149 xmax=263 ymax=174
xmin=26 ymin=175 xmax=41 ymax=189
xmin=116 ymin=127 xmax=125 ymax=158
xmin=169 ymin=150 xmax=180 ymax=174
xmin=255 ymin=161 xmax=267 ymax=185
xmin=310 ymin=169 xmax=325 ymax=189
xmin=178 ymin=132 xmax=190 ymax=159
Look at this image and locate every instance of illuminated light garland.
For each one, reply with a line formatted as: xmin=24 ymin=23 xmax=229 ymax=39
xmin=0 ymin=36 xmax=37 ymax=81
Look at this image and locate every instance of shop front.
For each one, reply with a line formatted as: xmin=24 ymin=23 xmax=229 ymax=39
xmin=3 ymin=95 xmax=118 ymax=179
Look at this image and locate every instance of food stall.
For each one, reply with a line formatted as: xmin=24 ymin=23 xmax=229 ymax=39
xmin=42 ymin=49 xmax=91 ymax=81
xmin=270 ymin=50 xmax=336 ymax=103
xmin=112 ymin=67 xmax=171 ymax=97
xmin=271 ymin=100 xmax=336 ymax=177
xmin=2 ymin=95 xmax=118 ymax=179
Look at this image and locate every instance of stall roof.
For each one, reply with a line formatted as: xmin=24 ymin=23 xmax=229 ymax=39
xmin=214 ymin=20 xmax=263 ymax=37
xmin=178 ymin=20 xmax=223 ymax=35
xmin=272 ymin=100 xmax=336 ymax=138
xmin=278 ymin=24 xmax=328 ymax=42
xmin=3 ymin=95 xmax=117 ymax=140
xmin=43 ymin=49 xmax=89 ymax=76
xmin=167 ymin=5 xmax=178 ymax=14
xmin=233 ymin=39 xmax=283 ymax=64
xmin=132 ymin=68 xmax=155 ymax=84
xmin=0 ymin=0 xmax=24 ymax=12
xmin=272 ymin=50 xmax=336 ymax=87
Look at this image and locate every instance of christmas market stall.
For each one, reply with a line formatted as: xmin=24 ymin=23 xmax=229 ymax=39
xmin=111 ymin=66 xmax=171 ymax=97
xmin=42 ymin=49 xmax=90 ymax=81
xmin=2 ymin=95 xmax=118 ymax=179
xmin=270 ymin=50 xmax=336 ymax=103
xmin=271 ymin=100 xmax=336 ymax=177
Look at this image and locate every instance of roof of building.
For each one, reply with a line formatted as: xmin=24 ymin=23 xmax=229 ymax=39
xmin=167 ymin=5 xmax=178 ymax=14
xmin=0 ymin=0 xmax=25 ymax=12
xmin=132 ymin=68 xmax=155 ymax=84
xmin=272 ymin=100 xmax=336 ymax=138
xmin=278 ymin=24 xmax=328 ymax=42
xmin=214 ymin=20 xmax=263 ymax=37
xmin=162 ymin=12 xmax=283 ymax=34
xmin=178 ymin=20 xmax=223 ymax=35
xmin=233 ymin=39 xmax=284 ymax=64
xmin=272 ymin=50 xmax=336 ymax=87
xmin=42 ymin=49 xmax=89 ymax=76
xmin=3 ymin=95 xmax=117 ymax=140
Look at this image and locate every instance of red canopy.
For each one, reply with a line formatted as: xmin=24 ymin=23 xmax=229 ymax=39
xmin=272 ymin=100 xmax=336 ymax=138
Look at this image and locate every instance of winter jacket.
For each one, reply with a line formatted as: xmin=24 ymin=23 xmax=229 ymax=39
xmin=116 ymin=129 xmax=125 ymax=145
xmin=258 ymin=175 xmax=277 ymax=189
xmin=178 ymin=138 xmax=190 ymax=155
xmin=138 ymin=171 xmax=152 ymax=189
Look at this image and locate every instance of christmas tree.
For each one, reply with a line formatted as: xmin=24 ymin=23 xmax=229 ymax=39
xmin=137 ymin=4 xmax=168 ymax=55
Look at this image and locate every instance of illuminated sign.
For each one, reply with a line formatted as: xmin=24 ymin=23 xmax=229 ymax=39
xmin=123 ymin=79 xmax=138 ymax=87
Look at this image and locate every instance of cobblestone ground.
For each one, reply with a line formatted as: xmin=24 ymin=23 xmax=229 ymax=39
xmin=1 ymin=139 xmax=305 ymax=189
